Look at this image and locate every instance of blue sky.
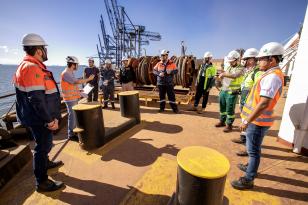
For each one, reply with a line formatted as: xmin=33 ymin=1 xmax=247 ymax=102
xmin=0 ymin=0 xmax=307 ymax=65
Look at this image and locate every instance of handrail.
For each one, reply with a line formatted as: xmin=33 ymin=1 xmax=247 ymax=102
xmin=0 ymin=92 xmax=15 ymax=99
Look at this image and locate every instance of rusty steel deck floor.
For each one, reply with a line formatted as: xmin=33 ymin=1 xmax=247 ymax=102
xmin=0 ymin=88 xmax=307 ymax=205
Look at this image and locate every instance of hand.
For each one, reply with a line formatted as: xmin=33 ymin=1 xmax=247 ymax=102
xmin=166 ymin=70 xmax=171 ymax=74
xmin=159 ymin=72 xmax=165 ymax=77
xmin=47 ymin=119 xmax=59 ymax=130
xmin=240 ymin=122 xmax=248 ymax=132
xmin=218 ymin=73 xmax=224 ymax=79
xmin=88 ymin=74 xmax=95 ymax=81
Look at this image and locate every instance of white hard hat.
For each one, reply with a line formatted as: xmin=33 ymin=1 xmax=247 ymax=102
xmin=242 ymin=48 xmax=259 ymax=59
xmin=105 ymin=59 xmax=112 ymax=64
xmin=66 ymin=56 xmax=79 ymax=64
xmin=257 ymin=42 xmax=284 ymax=58
xmin=203 ymin=51 xmax=213 ymax=58
xmin=121 ymin=56 xmax=128 ymax=61
xmin=22 ymin=33 xmax=48 ymax=46
xmin=226 ymin=50 xmax=240 ymax=62
xmin=160 ymin=49 xmax=169 ymax=55
xmin=88 ymin=57 xmax=94 ymax=61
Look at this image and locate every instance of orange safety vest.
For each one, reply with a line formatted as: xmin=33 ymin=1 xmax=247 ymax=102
xmin=154 ymin=60 xmax=177 ymax=72
xmin=60 ymin=70 xmax=81 ymax=101
xmin=241 ymin=67 xmax=284 ymax=127
xmin=14 ymin=55 xmax=58 ymax=95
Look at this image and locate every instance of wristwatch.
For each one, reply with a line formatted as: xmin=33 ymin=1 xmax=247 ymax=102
xmin=243 ymin=119 xmax=249 ymax=125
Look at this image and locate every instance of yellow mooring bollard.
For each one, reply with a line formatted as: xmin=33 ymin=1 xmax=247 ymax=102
xmin=174 ymin=146 xmax=230 ymax=205
xmin=73 ymin=103 xmax=105 ymax=150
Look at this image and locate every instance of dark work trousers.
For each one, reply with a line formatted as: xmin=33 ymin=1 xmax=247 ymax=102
xmin=87 ymin=84 xmax=98 ymax=102
xmin=158 ymin=84 xmax=178 ymax=111
xmin=29 ymin=125 xmax=53 ymax=185
xmin=102 ymin=85 xmax=115 ymax=105
xmin=194 ymin=77 xmax=210 ymax=109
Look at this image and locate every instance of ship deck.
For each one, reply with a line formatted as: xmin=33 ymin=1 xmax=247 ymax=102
xmin=0 ymin=88 xmax=307 ymax=205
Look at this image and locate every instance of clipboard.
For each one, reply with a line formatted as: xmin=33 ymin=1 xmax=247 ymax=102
xmin=82 ymin=83 xmax=94 ymax=95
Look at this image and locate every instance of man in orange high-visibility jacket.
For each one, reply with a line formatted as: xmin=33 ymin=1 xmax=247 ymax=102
xmin=14 ymin=33 xmax=64 ymax=192
xmin=231 ymin=42 xmax=285 ymax=190
xmin=61 ymin=56 xmax=94 ymax=141
xmin=153 ymin=49 xmax=179 ymax=113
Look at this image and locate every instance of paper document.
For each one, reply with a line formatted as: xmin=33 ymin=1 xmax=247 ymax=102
xmin=82 ymin=83 xmax=94 ymax=95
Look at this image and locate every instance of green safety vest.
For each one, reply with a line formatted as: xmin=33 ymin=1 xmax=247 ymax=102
xmin=226 ymin=65 xmax=244 ymax=91
xmin=242 ymin=66 xmax=264 ymax=89
xmin=197 ymin=63 xmax=217 ymax=90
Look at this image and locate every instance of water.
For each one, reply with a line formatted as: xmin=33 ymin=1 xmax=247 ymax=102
xmin=0 ymin=64 xmax=84 ymax=117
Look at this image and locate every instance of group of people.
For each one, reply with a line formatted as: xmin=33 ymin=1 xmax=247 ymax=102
xmin=13 ymin=32 xmax=284 ymax=192
xmin=187 ymin=43 xmax=284 ymax=190
xmin=13 ymin=33 xmax=137 ymax=192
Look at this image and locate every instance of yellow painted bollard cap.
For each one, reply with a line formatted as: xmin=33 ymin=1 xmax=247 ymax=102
xmin=72 ymin=103 xmax=101 ymax=111
xmin=118 ymin=91 xmax=139 ymax=96
xmin=177 ymin=146 xmax=230 ymax=179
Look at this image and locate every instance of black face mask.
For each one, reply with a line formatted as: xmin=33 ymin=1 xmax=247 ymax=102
xmin=40 ymin=47 xmax=48 ymax=62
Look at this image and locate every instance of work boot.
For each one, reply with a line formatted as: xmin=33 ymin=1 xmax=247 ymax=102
xmin=47 ymin=159 xmax=64 ymax=170
xmin=197 ymin=108 xmax=205 ymax=114
xmin=68 ymin=135 xmax=79 ymax=142
xmin=111 ymin=102 xmax=115 ymax=109
xmin=236 ymin=150 xmax=248 ymax=156
xmin=187 ymin=106 xmax=197 ymax=111
xmin=223 ymin=124 xmax=233 ymax=133
xmin=231 ymin=177 xmax=254 ymax=190
xmin=215 ymin=121 xmax=226 ymax=127
xmin=237 ymin=163 xmax=248 ymax=172
xmin=232 ymin=137 xmax=246 ymax=144
xmin=158 ymin=109 xmax=165 ymax=113
xmin=36 ymin=179 xmax=65 ymax=192
xmin=173 ymin=108 xmax=180 ymax=114
xmin=103 ymin=103 xmax=108 ymax=109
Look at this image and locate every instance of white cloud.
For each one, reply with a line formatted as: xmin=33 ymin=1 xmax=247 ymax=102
xmin=0 ymin=46 xmax=9 ymax=53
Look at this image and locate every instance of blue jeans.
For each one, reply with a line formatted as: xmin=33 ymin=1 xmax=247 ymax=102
xmin=65 ymin=100 xmax=78 ymax=138
xmin=29 ymin=125 xmax=53 ymax=185
xmin=245 ymin=123 xmax=269 ymax=181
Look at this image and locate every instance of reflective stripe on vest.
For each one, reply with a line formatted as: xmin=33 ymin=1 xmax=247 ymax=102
xmin=14 ymin=57 xmax=58 ymax=95
xmin=241 ymin=67 xmax=284 ymax=127
xmin=226 ymin=65 xmax=244 ymax=91
xmin=60 ymin=72 xmax=80 ymax=101
xmin=154 ymin=60 xmax=177 ymax=72
xmin=197 ymin=64 xmax=217 ymax=90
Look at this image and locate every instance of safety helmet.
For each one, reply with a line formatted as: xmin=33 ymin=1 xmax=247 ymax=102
xmin=121 ymin=56 xmax=129 ymax=61
xmin=22 ymin=33 xmax=48 ymax=46
xmin=160 ymin=49 xmax=169 ymax=55
xmin=226 ymin=50 xmax=240 ymax=62
xmin=88 ymin=57 xmax=94 ymax=62
xmin=242 ymin=48 xmax=259 ymax=59
xmin=66 ymin=56 xmax=79 ymax=64
xmin=256 ymin=42 xmax=284 ymax=58
xmin=203 ymin=51 xmax=213 ymax=58
xmin=105 ymin=59 xmax=112 ymax=64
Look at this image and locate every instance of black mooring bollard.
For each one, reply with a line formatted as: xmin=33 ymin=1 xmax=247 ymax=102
xmin=72 ymin=103 xmax=105 ymax=150
xmin=175 ymin=146 xmax=230 ymax=205
xmin=118 ymin=91 xmax=141 ymax=123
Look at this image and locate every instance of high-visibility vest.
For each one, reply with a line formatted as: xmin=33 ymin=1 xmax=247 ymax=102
xmin=242 ymin=66 xmax=264 ymax=89
xmin=154 ymin=60 xmax=177 ymax=73
xmin=241 ymin=67 xmax=284 ymax=127
xmin=226 ymin=65 xmax=244 ymax=91
xmin=197 ymin=63 xmax=217 ymax=90
xmin=60 ymin=71 xmax=80 ymax=102
xmin=14 ymin=55 xmax=59 ymax=95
